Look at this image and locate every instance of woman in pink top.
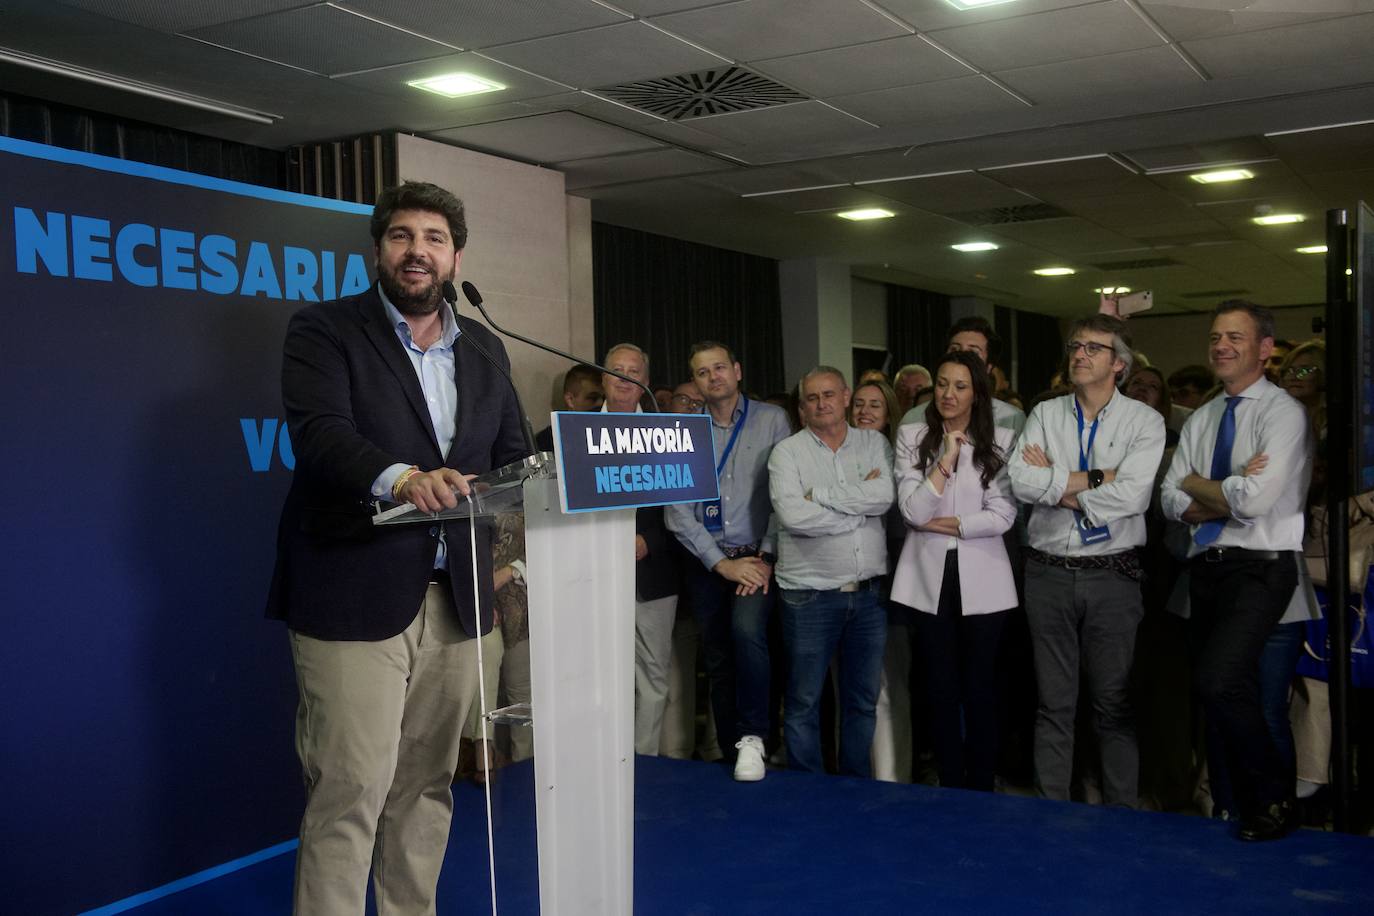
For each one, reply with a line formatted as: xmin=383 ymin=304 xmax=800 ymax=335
xmin=891 ymin=350 xmax=1017 ymax=791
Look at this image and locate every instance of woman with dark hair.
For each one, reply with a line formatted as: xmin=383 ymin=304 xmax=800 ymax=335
xmin=891 ymin=350 xmax=1018 ymax=791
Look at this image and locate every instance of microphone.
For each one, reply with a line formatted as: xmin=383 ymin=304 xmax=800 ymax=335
xmin=440 ymin=281 xmax=539 ymax=458
xmin=458 ymin=280 xmax=656 ymax=411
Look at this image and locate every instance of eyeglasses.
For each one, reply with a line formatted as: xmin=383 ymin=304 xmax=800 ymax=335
xmin=670 ymin=394 xmax=704 ymax=409
xmin=1281 ymin=364 xmax=1320 ymax=380
xmin=1065 ymin=341 xmax=1115 ymax=357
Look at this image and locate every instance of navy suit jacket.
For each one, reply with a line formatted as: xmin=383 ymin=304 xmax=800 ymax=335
xmin=265 ymin=285 xmax=528 ymax=641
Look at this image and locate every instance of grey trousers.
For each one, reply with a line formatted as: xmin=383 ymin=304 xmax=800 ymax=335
xmin=634 ymin=593 xmax=679 ymax=755
xmin=1025 ymin=560 xmax=1143 ymax=807
xmin=290 ymin=582 xmax=480 ymax=916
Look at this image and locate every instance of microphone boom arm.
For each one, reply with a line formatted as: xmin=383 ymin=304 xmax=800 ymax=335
xmin=458 ymin=281 xmax=656 ymax=410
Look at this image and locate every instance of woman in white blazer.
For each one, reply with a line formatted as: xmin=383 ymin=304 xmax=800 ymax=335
xmin=891 ymin=350 xmax=1017 ymax=791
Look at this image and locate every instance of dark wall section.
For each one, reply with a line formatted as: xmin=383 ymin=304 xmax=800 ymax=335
xmin=593 ymin=222 xmax=786 ymax=396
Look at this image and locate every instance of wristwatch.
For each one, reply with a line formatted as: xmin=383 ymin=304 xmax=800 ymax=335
xmin=759 ymin=552 xmax=777 ymax=566
xmin=1088 ymin=469 xmax=1105 ymax=489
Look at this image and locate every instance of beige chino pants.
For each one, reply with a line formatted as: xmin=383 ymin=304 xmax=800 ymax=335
xmin=289 ymin=582 xmax=480 ymax=916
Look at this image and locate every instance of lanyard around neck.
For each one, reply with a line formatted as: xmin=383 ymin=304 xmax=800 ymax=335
xmin=715 ymin=396 xmax=750 ymax=476
xmin=1075 ymin=399 xmax=1101 ymax=472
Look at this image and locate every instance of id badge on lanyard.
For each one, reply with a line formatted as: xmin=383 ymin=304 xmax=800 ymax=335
xmin=703 ymin=397 xmax=749 ymax=534
xmin=1075 ymin=400 xmax=1112 ymax=546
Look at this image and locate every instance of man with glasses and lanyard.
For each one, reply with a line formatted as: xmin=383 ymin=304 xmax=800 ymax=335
xmin=1009 ymin=314 xmax=1165 ymax=808
xmin=666 ymin=340 xmax=792 ymax=781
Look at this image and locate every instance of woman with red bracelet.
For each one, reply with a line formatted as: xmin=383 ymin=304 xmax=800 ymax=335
xmin=891 ymin=349 xmax=1018 ymax=791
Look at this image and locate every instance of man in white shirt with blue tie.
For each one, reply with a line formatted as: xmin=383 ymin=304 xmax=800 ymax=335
xmin=1161 ymin=300 xmax=1311 ymax=841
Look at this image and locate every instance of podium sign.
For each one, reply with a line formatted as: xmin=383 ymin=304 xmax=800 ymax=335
xmin=551 ymin=411 xmax=718 ymax=513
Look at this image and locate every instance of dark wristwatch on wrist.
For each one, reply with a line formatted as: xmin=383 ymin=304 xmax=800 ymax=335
xmin=759 ymin=551 xmax=777 ymax=566
xmin=1088 ymin=469 xmax=1105 ymax=489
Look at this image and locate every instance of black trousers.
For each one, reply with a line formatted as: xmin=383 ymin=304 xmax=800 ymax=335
xmin=914 ymin=550 xmax=1009 ymax=791
xmin=1189 ymin=553 xmax=1298 ymax=817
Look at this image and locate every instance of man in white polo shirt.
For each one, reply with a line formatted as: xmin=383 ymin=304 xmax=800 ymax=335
xmin=1161 ymin=300 xmax=1311 ymax=842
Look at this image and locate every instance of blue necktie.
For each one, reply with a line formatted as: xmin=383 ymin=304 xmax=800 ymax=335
xmin=1194 ymin=396 xmax=1242 ymax=546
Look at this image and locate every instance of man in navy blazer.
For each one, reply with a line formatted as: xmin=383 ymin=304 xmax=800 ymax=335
xmin=266 ymin=181 xmax=527 ymax=915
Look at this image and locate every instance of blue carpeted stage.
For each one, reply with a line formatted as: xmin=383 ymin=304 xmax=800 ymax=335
xmin=110 ymin=756 xmax=1371 ymax=914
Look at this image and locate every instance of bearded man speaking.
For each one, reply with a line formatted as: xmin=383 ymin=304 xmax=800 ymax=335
xmin=265 ymin=180 xmax=527 ymax=915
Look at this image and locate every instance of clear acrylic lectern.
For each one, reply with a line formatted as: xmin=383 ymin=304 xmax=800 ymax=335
xmin=375 ymin=454 xmax=636 ymax=916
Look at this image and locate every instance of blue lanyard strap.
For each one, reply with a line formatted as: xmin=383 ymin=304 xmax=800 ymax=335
xmin=1075 ymin=399 xmax=1100 ymax=472
xmin=714 ymin=396 xmax=750 ymax=476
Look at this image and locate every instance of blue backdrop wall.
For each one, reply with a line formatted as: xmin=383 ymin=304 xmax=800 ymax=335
xmin=0 ymin=136 xmax=375 ymax=915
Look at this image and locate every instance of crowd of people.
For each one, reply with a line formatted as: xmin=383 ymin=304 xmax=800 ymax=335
xmin=472 ymin=303 xmax=1356 ymax=847
xmin=274 ymin=182 xmax=1355 ymax=915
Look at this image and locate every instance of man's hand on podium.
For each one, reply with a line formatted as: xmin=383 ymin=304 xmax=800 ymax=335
xmin=397 ymin=468 xmax=478 ymax=513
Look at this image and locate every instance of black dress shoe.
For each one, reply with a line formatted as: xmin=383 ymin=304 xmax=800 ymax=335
xmin=1238 ymin=800 xmax=1297 ymax=842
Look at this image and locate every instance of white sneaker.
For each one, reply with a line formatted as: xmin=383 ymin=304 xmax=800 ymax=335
xmin=733 ymin=735 xmax=766 ymax=782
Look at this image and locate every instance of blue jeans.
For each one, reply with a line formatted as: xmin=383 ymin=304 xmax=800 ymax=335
xmin=780 ymin=580 xmax=887 ymax=776
xmin=685 ymin=562 xmax=775 ymax=754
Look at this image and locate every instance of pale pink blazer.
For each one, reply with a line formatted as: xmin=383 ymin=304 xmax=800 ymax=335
xmin=890 ymin=423 xmax=1017 ymax=615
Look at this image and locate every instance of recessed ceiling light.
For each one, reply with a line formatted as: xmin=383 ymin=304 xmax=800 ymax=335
xmin=946 ymin=0 xmax=1020 ymax=9
xmin=1296 ymin=245 xmax=1328 ymax=254
xmin=836 ymin=208 xmax=895 ymax=221
xmin=1189 ymin=168 xmax=1254 ymax=184
xmin=407 ymin=73 xmax=506 ymax=98
xmin=1034 ymin=267 xmax=1075 ymax=277
xmin=952 ymin=242 xmax=999 ymax=252
xmin=1252 ymin=213 xmax=1305 ymax=226
xmin=1094 ymin=286 xmax=1132 ymax=294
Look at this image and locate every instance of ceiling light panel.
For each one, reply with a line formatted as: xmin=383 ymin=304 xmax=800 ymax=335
xmin=952 ymin=242 xmax=999 ymax=252
xmin=837 ymin=208 xmax=895 ymax=221
xmin=1252 ymin=214 xmax=1305 ymax=225
xmin=407 ymin=73 xmax=505 ymax=98
xmin=1189 ymin=168 xmax=1254 ymax=184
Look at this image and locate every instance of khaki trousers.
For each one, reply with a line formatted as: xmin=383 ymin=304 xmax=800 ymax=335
xmin=290 ymin=582 xmax=479 ymax=916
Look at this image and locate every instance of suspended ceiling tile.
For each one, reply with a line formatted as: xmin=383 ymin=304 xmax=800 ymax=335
xmin=1183 ymin=13 xmax=1374 ymax=79
xmin=1121 ymin=137 xmax=1275 ymax=172
xmin=334 ymin=52 xmax=570 ymax=103
xmin=336 ymin=0 xmax=629 ymax=50
xmin=879 ymin=0 xmax=1105 ymax=33
xmin=1137 ymin=0 xmax=1374 ymax=42
xmin=186 ymin=4 xmax=455 ymax=75
xmin=560 ymin=148 xmax=731 ymax=189
xmin=429 ymin=111 xmax=666 ymax=164
xmin=690 ymin=164 xmax=844 ymax=195
xmin=57 ymin=0 xmax=307 ymax=33
xmin=685 ymin=100 xmax=878 ymax=144
xmin=481 ymin=21 xmax=727 ymax=88
xmin=930 ymin=1 xmax=1164 ymax=72
xmin=650 ymin=0 xmax=910 ymax=62
xmin=752 ymin=35 xmax=972 ymax=98
xmin=995 ymin=45 xmax=1203 ymax=105
xmin=991 ymin=217 xmax=1139 ymax=254
xmin=743 ymin=186 xmax=907 ymax=214
xmin=982 ymin=155 xmax=1143 ymax=195
xmin=860 ymin=171 xmax=1040 ymax=213
xmin=828 ymin=76 xmax=1024 ymax=127
xmin=1266 ymin=122 xmax=1374 ymax=174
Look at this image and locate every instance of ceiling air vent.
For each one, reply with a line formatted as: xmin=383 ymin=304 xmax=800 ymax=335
xmin=1089 ymin=257 xmax=1182 ymax=271
xmin=1181 ymin=289 xmax=1250 ymax=299
xmin=947 ymin=203 xmax=1070 ymax=225
xmin=594 ymin=66 xmax=807 ymax=120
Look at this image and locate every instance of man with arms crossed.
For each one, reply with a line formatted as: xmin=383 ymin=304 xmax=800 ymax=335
xmin=266 ymin=181 xmax=526 ymax=914
xmin=769 ymin=366 xmax=893 ymax=776
xmin=1009 ymin=314 xmax=1164 ymax=807
xmin=1161 ymin=300 xmax=1311 ymax=841
xmin=666 ymin=341 xmax=791 ymax=780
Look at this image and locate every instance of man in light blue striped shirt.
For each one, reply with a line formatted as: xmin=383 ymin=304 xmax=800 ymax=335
xmin=665 ymin=341 xmax=791 ymax=781
xmin=770 ymin=366 xmax=893 ymax=777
